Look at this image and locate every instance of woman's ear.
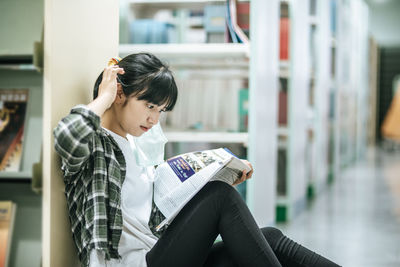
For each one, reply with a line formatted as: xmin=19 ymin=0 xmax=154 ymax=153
xmin=114 ymin=84 xmax=126 ymax=104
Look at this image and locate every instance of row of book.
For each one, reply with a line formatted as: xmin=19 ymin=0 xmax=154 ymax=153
xmin=161 ymin=77 xmax=246 ymax=132
xmin=127 ymin=1 xmax=292 ymax=62
xmin=128 ymin=1 xmax=250 ymax=44
xmin=159 ymin=75 xmax=293 ymax=133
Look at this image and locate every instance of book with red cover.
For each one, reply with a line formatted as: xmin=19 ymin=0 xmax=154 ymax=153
xmin=0 ymin=201 xmax=17 ymax=267
xmin=280 ymin=18 xmax=290 ymax=60
xmin=236 ymin=2 xmax=249 ymax=30
xmin=0 ymin=89 xmax=29 ymax=172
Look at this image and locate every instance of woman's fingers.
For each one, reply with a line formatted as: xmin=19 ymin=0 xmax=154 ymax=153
xmin=100 ymin=66 xmax=124 ymax=89
xmin=233 ymin=171 xmax=247 ymax=186
xmin=103 ymin=65 xmax=124 ymax=82
xmin=246 ymin=169 xmax=253 ymax=179
xmin=242 ymin=160 xmax=253 ymax=179
xmin=233 ymin=160 xmax=254 ymax=186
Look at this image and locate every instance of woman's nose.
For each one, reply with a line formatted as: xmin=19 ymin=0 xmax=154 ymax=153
xmin=148 ymin=110 xmax=160 ymax=125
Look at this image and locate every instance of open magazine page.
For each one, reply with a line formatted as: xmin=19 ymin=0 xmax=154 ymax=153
xmin=154 ymin=149 xmax=230 ymax=217
xmin=153 ymin=148 xmax=249 ymax=230
xmin=154 ymin=161 xmax=223 ymax=219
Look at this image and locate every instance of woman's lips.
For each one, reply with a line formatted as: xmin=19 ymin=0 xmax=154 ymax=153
xmin=140 ymin=126 xmax=149 ymax=132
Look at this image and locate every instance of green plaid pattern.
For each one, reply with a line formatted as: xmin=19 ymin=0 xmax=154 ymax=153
xmin=53 ymin=105 xmax=165 ymax=267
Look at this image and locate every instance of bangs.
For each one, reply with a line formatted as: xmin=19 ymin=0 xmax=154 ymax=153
xmin=135 ymin=70 xmax=178 ymax=111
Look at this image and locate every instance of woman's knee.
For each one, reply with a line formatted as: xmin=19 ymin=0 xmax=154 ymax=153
xmin=204 ymin=181 xmax=237 ymax=196
xmin=261 ymin=227 xmax=284 ymax=248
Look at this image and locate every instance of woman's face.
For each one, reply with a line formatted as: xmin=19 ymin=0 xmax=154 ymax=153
xmin=115 ymin=95 xmax=166 ymax=137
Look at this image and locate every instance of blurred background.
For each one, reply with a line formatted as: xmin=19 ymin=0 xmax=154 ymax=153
xmin=1 ymin=0 xmax=400 ymax=266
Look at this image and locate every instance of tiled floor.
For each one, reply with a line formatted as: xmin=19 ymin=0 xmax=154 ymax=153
xmin=277 ymin=147 xmax=400 ymax=267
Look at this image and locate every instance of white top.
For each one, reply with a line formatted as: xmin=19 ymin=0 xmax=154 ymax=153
xmin=89 ymin=129 xmax=158 ymax=267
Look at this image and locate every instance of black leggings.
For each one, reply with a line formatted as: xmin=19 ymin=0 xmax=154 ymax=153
xmin=146 ymin=181 xmax=340 ymax=267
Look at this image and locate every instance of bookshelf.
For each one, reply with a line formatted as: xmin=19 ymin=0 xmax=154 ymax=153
xmin=276 ymin=0 xmax=335 ymax=222
xmin=0 ymin=68 xmax=43 ymax=267
xmin=332 ymin=0 xmax=369 ymax=172
xmin=275 ymin=0 xmax=370 ymax=223
xmin=308 ymin=0 xmax=332 ymax=198
xmin=277 ymin=0 xmax=311 ymax=222
xmin=122 ymin=0 xmax=278 ymax=226
xmin=0 ymin=72 xmax=43 ymax=182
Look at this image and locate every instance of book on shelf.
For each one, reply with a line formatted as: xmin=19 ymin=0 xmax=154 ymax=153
xmin=0 ymin=201 xmax=17 ymax=267
xmin=226 ymin=0 xmax=249 ymax=44
xmin=277 ymin=148 xmax=287 ymax=196
xmin=278 ymin=78 xmax=288 ymax=125
xmin=154 ymin=148 xmax=251 ymax=231
xmin=236 ymin=1 xmax=249 ymax=38
xmin=238 ymin=88 xmax=248 ymax=132
xmin=0 ymin=89 xmax=29 ymax=172
xmin=204 ymin=4 xmax=226 ymax=43
xmin=279 ymin=17 xmax=290 ymax=60
xmin=129 ymin=19 xmax=175 ymax=44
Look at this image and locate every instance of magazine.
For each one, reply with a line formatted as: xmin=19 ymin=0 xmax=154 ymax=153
xmin=0 ymin=89 xmax=29 ymax=172
xmin=153 ymin=148 xmax=251 ymax=231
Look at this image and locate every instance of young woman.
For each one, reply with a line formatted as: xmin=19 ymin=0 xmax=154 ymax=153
xmin=54 ymin=53 xmax=341 ymax=267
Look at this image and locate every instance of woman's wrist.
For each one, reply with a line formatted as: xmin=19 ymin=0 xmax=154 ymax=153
xmin=87 ymin=92 xmax=114 ymax=117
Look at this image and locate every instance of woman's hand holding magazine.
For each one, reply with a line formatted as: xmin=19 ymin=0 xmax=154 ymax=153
xmin=153 ymin=148 xmax=251 ymax=231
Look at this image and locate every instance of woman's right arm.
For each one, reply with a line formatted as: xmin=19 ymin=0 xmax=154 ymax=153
xmin=53 ymin=65 xmax=125 ymax=176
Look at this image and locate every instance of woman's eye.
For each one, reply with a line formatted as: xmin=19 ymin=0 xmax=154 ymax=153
xmin=147 ymin=104 xmax=154 ymax=109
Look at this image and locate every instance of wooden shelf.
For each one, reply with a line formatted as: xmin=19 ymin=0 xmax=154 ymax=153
xmin=276 ymin=196 xmax=289 ymax=205
xmin=129 ymin=0 xmax=248 ymax=9
xmin=0 ymin=171 xmax=31 ymax=180
xmin=309 ymin=15 xmax=318 ymax=26
xmin=0 ymin=64 xmax=37 ymax=71
xmin=119 ymin=43 xmax=250 ymax=59
xmin=279 ymin=60 xmax=289 ymax=78
xmin=164 ymin=131 xmax=248 ymax=144
xmin=130 ymin=0 xmax=225 ymax=4
xmin=277 ymin=126 xmax=288 ymax=137
xmin=331 ymin=37 xmax=336 ymax=48
xmin=0 ymin=55 xmax=36 ymax=71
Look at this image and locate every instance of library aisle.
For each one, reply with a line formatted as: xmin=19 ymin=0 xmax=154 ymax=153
xmin=277 ymin=147 xmax=400 ymax=267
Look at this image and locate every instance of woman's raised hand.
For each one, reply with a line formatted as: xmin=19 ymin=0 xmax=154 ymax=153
xmin=98 ymin=65 xmax=125 ymax=108
xmin=87 ymin=65 xmax=125 ymax=117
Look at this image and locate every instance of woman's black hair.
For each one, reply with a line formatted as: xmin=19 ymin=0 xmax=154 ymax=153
xmin=93 ymin=53 xmax=178 ymax=111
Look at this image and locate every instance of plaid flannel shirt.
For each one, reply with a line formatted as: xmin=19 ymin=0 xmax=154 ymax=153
xmin=53 ymin=105 xmax=165 ymax=267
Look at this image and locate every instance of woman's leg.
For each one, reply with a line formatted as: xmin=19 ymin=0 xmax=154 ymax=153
xmin=146 ymin=181 xmax=282 ymax=267
xmin=204 ymin=227 xmax=341 ymax=267
xmin=262 ymin=227 xmax=341 ymax=267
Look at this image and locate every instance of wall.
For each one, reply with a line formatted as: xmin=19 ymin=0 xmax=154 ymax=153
xmin=0 ymin=0 xmax=44 ymax=55
xmin=42 ymin=0 xmax=119 ymax=266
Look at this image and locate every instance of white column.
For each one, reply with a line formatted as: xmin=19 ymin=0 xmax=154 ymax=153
xmin=42 ymin=1 xmax=119 ymax=266
xmin=315 ymin=0 xmax=331 ymax=190
xmin=287 ymin=0 xmax=310 ymax=219
xmin=247 ymin=0 xmax=280 ymax=226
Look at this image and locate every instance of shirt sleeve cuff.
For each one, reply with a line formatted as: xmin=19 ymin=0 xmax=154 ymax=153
xmin=70 ymin=104 xmax=101 ymax=131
